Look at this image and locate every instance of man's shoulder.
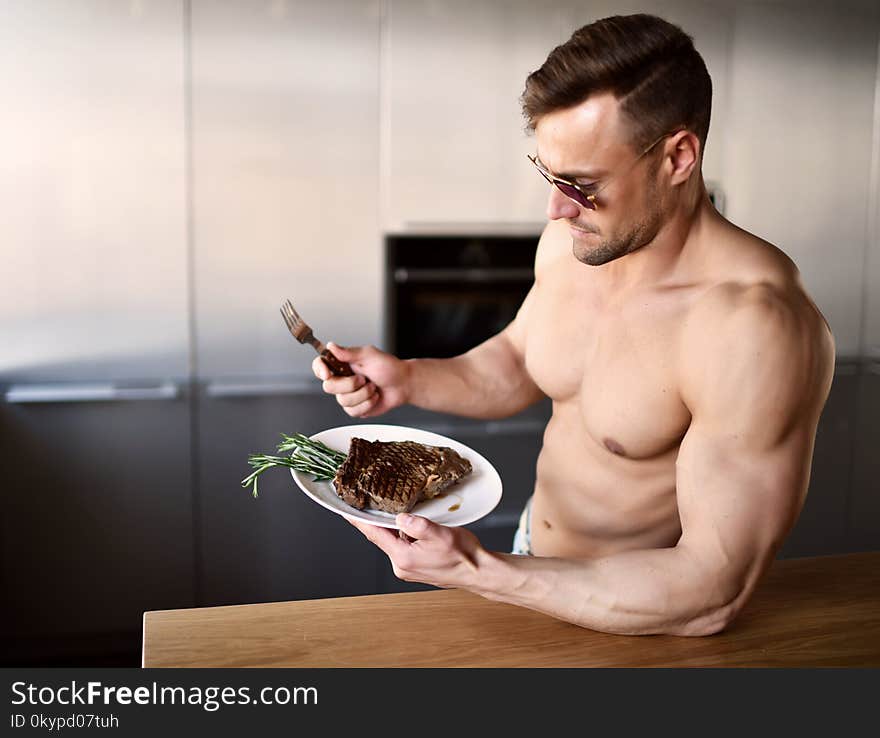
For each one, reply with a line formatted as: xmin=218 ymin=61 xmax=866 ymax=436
xmin=680 ymin=271 xmax=835 ymax=419
xmin=693 ymin=279 xmax=806 ymax=327
xmin=686 ymin=274 xmax=833 ymax=361
xmin=688 ymin=220 xmax=830 ymax=344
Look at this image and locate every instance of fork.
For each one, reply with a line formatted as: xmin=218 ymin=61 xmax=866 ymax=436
xmin=280 ymin=299 xmax=355 ymax=377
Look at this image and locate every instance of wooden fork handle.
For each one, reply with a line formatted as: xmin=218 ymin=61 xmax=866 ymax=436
xmin=320 ymin=348 xmax=354 ymax=377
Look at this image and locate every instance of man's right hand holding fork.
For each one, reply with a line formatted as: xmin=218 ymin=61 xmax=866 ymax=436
xmin=312 ymin=343 xmax=412 ymax=419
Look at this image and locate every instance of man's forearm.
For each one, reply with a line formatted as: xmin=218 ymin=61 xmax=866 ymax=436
xmin=404 ymin=333 xmax=544 ymax=419
xmin=467 ymin=546 xmax=750 ymax=636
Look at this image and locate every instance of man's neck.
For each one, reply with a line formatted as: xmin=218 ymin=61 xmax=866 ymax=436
xmin=598 ymin=180 xmax=715 ymax=295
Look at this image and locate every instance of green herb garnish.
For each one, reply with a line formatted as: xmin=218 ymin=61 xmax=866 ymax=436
xmin=242 ymin=433 xmax=347 ymax=498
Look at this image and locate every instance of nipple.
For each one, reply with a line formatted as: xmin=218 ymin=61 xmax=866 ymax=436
xmin=603 ymin=438 xmax=626 ymax=456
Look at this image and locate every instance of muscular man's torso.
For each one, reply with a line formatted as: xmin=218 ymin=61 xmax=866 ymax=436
xmin=520 ymin=211 xmax=824 ymax=558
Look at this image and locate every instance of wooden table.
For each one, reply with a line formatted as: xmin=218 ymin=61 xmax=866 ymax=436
xmin=143 ymin=551 xmax=880 ymax=667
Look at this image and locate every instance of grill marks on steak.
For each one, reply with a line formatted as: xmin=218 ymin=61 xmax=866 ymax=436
xmin=332 ymin=438 xmax=472 ymax=514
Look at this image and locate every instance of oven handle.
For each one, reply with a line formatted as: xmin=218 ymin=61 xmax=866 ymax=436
xmin=393 ymin=268 xmax=534 ymax=284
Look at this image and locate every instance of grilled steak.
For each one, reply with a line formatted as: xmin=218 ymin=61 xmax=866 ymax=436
xmin=332 ymin=437 xmax=372 ymax=510
xmin=332 ymin=438 xmax=472 ymax=514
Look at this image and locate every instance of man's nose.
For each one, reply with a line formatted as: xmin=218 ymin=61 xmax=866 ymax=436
xmin=546 ymin=184 xmax=582 ymax=221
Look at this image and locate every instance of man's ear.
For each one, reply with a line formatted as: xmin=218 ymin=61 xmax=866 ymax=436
xmin=666 ymin=130 xmax=701 ymax=185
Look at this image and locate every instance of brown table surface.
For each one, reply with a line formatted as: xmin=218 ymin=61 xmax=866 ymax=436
xmin=142 ymin=551 xmax=880 ymax=667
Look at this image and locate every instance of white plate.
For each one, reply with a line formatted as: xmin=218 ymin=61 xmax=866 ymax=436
xmin=290 ymin=424 xmax=502 ymax=529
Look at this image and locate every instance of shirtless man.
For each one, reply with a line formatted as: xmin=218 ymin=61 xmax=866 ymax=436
xmin=312 ymin=14 xmax=835 ymax=635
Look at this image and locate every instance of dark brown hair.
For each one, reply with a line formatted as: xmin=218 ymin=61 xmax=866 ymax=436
xmin=521 ymin=14 xmax=712 ymax=154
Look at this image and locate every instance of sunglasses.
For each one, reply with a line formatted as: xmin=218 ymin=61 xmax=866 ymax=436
xmin=527 ymin=132 xmax=673 ymax=210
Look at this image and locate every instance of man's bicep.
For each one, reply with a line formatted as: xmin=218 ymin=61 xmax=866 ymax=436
xmin=675 ymin=286 xmax=833 ymax=598
xmin=675 ymin=422 xmax=810 ymax=582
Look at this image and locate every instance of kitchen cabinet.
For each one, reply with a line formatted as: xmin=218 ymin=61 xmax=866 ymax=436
xmin=0 ymin=0 xmax=192 ymax=665
xmin=0 ymin=396 xmax=195 ymax=660
xmin=862 ymin=32 xmax=880 ymax=359
xmin=864 ymin=214 xmax=880 ymax=358
xmin=849 ymin=363 xmax=880 ymax=552
xmin=197 ymin=387 xmax=382 ymax=606
xmin=189 ymin=0 xmax=383 ymax=381
xmin=722 ymin=1 xmax=879 ymax=357
xmin=383 ymin=0 xmax=565 ymax=229
xmin=0 ymin=0 xmax=189 ymax=383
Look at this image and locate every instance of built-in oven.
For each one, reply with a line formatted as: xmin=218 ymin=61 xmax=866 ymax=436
xmin=386 ymin=234 xmax=539 ymax=359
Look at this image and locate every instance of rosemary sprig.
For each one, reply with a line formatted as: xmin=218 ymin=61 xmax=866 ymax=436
xmin=242 ymin=433 xmax=347 ymax=498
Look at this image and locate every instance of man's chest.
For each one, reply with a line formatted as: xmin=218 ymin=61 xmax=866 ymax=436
xmin=524 ymin=276 xmax=693 ymax=460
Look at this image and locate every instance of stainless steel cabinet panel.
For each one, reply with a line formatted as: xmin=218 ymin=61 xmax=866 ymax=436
xmin=864 ymin=183 xmax=880 ymax=357
xmin=197 ymin=390 xmax=382 ymax=606
xmin=850 ymin=365 xmax=880 ymax=550
xmin=0 ymin=397 xmax=195 ymax=643
xmin=190 ymin=0 xmax=382 ymax=380
xmin=864 ymin=51 xmax=879 ymax=358
xmin=0 ymin=0 xmax=189 ymax=383
xmin=384 ymin=0 xmax=564 ymax=228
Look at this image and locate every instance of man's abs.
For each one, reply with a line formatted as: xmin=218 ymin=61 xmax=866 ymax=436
xmin=528 ymin=402 xmax=684 ymax=558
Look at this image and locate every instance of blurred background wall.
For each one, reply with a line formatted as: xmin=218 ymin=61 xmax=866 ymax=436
xmin=1 ymin=0 xmax=878 ymax=665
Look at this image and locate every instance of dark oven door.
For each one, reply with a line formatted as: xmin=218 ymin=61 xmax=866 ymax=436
xmin=392 ymin=268 xmax=532 ymax=359
xmin=387 ymin=235 xmax=539 ymax=360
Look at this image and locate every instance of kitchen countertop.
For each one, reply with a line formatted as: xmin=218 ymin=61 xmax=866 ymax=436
xmin=142 ymin=551 xmax=880 ymax=667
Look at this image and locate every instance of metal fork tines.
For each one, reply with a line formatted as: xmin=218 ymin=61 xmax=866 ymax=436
xmin=280 ymin=299 xmax=322 ymax=351
xmin=280 ymin=298 xmax=354 ymax=377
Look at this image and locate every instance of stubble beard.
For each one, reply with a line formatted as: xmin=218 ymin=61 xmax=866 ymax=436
xmin=572 ymin=208 xmax=664 ymax=266
xmin=571 ymin=168 xmax=665 ymax=267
